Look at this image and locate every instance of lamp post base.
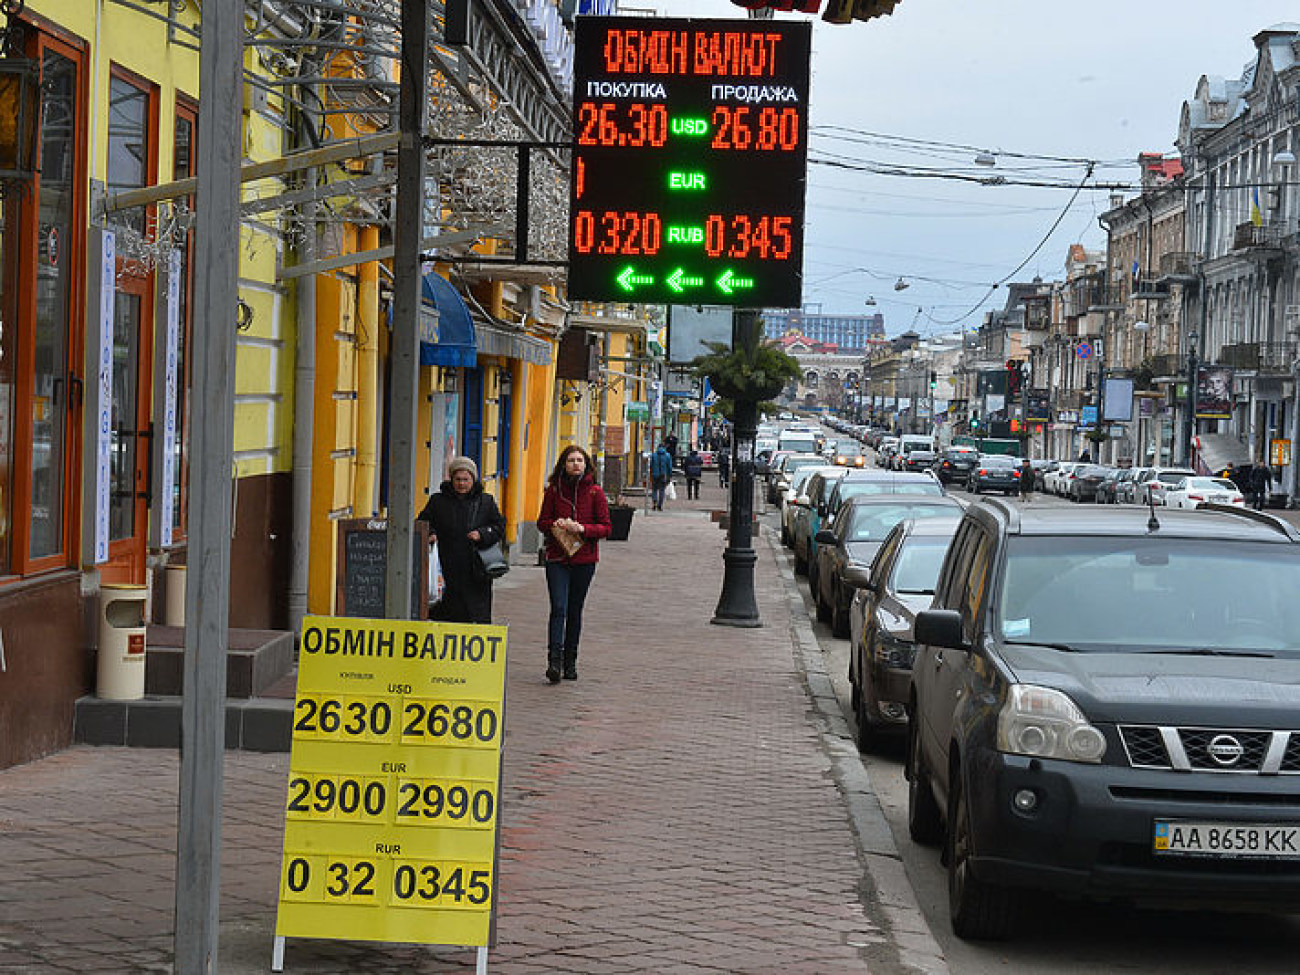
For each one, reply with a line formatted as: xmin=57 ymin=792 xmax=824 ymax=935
xmin=711 ymin=546 xmax=762 ymax=627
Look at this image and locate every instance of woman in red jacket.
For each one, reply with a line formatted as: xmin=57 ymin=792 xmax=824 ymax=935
xmin=536 ymin=445 xmax=612 ymax=683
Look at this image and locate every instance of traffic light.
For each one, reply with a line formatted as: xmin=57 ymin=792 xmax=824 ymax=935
xmin=1006 ymin=358 xmax=1022 ymax=399
xmin=971 ymin=416 xmax=981 ymax=430
xmin=929 ymin=370 xmax=937 ymax=390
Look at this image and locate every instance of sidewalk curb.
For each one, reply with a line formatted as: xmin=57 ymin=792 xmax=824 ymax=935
xmin=766 ymin=528 xmax=951 ymax=975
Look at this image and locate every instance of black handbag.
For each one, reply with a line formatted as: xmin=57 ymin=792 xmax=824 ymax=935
xmin=470 ymin=496 xmax=509 ymax=579
xmin=475 ymin=541 xmax=510 ymax=579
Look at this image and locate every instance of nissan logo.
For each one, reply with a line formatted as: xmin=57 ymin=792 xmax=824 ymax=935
xmin=1207 ymin=735 xmax=1245 ymax=766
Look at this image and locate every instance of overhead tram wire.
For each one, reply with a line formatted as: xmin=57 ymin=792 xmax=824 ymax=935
xmin=927 ymin=161 xmax=1097 ymax=327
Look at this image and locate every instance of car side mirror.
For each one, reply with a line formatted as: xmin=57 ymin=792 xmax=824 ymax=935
xmin=913 ymin=608 xmax=967 ymax=650
xmin=815 ymin=529 xmax=837 ymax=546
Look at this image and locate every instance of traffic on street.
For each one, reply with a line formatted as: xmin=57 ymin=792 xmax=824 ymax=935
xmin=760 ymin=414 xmax=1300 ymax=973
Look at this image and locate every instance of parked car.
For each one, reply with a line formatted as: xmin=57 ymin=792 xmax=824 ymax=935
xmin=812 ymin=495 xmax=963 ymax=638
xmin=781 ymin=465 xmax=838 ymax=548
xmin=1134 ymin=466 xmax=1197 ymax=506
xmin=1114 ymin=466 xmax=1150 ymax=505
xmin=1095 ymin=467 xmax=1130 ymax=504
xmin=849 ymin=516 xmax=961 ymax=749
xmin=790 ymin=468 xmax=850 ymax=576
xmin=966 ymin=455 xmax=1020 ymax=495
xmin=823 ymin=469 xmax=946 ymax=525
xmin=767 ymin=452 xmax=821 ymax=504
xmin=934 ymin=447 xmax=979 ymax=484
xmin=1066 ymin=464 xmax=1111 ymax=502
xmin=1164 ymin=475 xmax=1245 ymax=508
xmin=908 ymin=500 xmax=1300 ymax=940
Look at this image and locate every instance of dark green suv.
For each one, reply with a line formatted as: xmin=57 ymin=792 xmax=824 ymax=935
xmin=907 ymin=499 xmax=1300 ymax=940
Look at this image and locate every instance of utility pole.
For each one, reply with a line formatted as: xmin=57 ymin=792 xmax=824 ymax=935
xmin=713 ymin=309 xmax=762 ymax=627
xmin=385 ymin=0 xmax=430 ymax=619
xmin=174 ymin=2 xmax=241 ymax=970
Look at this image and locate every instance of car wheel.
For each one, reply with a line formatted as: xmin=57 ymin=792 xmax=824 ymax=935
xmin=947 ymin=766 xmax=1018 ymax=940
xmin=793 ymin=550 xmax=808 ymax=576
xmin=855 ymin=673 xmax=883 ymax=753
xmin=781 ymin=523 xmax=791 ymax=546
xmin=815 ymin=582 xmax=832 ymax=624
xmin=906 ymin=716 xmax=943 ymax=846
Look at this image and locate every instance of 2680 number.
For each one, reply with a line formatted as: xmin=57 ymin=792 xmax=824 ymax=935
xmin=400 ymin=700 xmax=499 ymax=746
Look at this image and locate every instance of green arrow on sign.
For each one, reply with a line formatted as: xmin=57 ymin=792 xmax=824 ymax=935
xmin=616 ymin=265 xmax=655 ymax=293
xmin=716 ymin=269 xmax=756 ymax=295
xmin=667 ymin=268 xmax=704 ymax=293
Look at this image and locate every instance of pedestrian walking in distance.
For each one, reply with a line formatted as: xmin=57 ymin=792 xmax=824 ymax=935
xmin=1251 ymin=462 xmax=1272 ymax=510
xmin=717 ymin=449 xmax=730 ymax=489
xmin=536 ymin=445 xmax=611 ymax=683
xmin=683 ymin=446 xmax=704 ymax=500
xmin=1018 ymin=457 xmax=1034 ymax=503
xmin=649 ymin=442 xmax=673 ymax=510
xmin=416 ymin=456 xmax=506 ymax=624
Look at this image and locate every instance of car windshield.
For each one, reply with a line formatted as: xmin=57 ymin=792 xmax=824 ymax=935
xmin=892 ymin=536 xmax=953 ymax=594
xmin=845 ymin=503 xmax=956 ymax=542
xmin=997 ymin=536 xmax=1300 ymax=654
xmin=840 ymin=480 xmax=943 ymax=502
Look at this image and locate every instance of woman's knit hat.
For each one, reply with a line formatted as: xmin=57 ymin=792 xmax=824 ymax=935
xmin=447 ymin=456 xmax=479 ymax=480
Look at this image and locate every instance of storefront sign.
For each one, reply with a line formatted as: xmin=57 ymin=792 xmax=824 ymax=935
xmin=95 ymin=231 xmax=116 ymax=564
xmin=159 ymin=249 xmax=182 ymax=548
xmin=275 ymin=616 xmax=508 ymax=952
xmin=626 ymin=400 xmax=649 ymax=422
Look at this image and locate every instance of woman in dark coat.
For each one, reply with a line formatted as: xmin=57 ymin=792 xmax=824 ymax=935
xmin=536 ymin=445 xmax=612 ymax=683
xmin=416 ymin=456 xmax=506 ymax=624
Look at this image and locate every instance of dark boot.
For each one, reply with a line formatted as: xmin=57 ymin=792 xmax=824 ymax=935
xmin=546 ymin=648 xmax=563 ymax=684
xmin=562 ymin=648 xmax=578 ymax=681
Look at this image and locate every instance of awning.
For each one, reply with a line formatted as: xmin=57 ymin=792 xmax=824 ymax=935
xmin=477 ymin=320 xmax=552 ymax=365
xmin=420 ymin=272 xmax=477 ymax=367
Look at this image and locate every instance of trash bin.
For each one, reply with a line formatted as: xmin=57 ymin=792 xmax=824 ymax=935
xmin=608 ymin=504 xmax=635 ymax=541
xmin=163 ymin=565 xmax=186 ymax=627
xmin=97 ymin=584 xmax=148 ymax=701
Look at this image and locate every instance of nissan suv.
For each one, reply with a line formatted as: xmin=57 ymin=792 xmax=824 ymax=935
xmin=906 ymin=499 xmax=1300 ymax=940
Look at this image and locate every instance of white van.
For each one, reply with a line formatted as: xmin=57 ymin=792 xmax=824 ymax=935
xmin=898 ymin=434 xmax=936 ymax=457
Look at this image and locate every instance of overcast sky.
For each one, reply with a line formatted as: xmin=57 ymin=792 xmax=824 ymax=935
xmin=644 ymin=0 xmax=1300 ymax=336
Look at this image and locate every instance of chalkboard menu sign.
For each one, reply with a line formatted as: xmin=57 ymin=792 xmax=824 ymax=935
xmin=335 ymin=519 xmax=429 ymax=618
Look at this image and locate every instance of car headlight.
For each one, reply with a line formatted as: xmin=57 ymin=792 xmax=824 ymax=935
xmin=996 ymin=684 xmax=1106 ymax=763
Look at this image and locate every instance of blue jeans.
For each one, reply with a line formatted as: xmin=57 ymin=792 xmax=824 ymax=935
xmin=545 ymin=561 xmax=597 ymax=654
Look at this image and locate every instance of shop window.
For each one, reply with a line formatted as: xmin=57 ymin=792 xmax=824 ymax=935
xmin=3 ymin=33 xmax=87 ymax=576
xmin=167 ymin=99 xmax=196 ymax=543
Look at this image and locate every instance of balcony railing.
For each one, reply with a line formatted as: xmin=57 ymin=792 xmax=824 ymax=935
xmin=1218 ymin=341 xmax=1295 ymax=373
xmin=1130 ymin=279 xmax=1171 ymax=300
xmin=1159 ymin=251 xmax=1198 ymax=278
xmin=1232 ymin=222 xmax=1284 ymax=251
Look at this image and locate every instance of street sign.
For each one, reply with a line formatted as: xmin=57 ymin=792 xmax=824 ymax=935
xmin=275 ymin=616 xmax=507 ymax=954
xmin=1075 ymin=341 xmax=1093 ymax=360
xmin=568 ymin=17 xmax=811 ymax=306
xmin=1272 ymin=438 xmax=1291 ymax=467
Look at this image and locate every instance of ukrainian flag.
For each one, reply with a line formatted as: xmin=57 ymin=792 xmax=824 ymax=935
xmin=1251 ymin=187 xmax=1264 ymax=227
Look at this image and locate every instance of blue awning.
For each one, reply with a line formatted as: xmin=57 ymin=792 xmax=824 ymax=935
xmin=419 ymin=272 xmax=477 ymax=368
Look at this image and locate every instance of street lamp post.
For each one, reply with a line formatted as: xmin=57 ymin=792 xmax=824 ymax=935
xmin=1184 ymin=328 xmax=1199 ymax=468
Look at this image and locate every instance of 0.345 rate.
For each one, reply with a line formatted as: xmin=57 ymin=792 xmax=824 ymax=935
xmin=572 ymin=210 xmax=794 ymax=260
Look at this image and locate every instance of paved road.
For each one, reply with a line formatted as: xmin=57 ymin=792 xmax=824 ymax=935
xmin=767 ymin=470 xmax=1300 ymax=974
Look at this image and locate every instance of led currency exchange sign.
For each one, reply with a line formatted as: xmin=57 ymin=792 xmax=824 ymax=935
xmin=568 ymin=18 xmax=811 ymax=307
